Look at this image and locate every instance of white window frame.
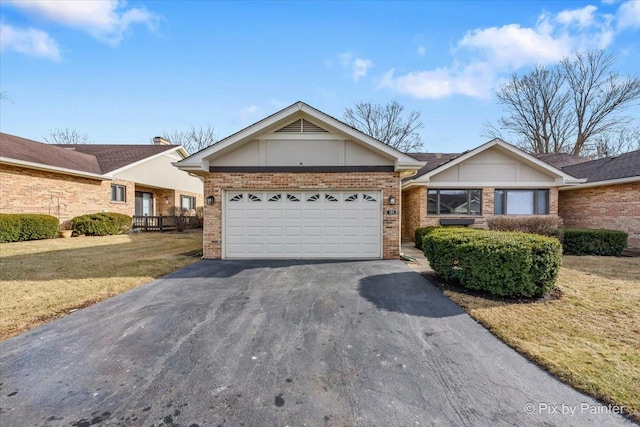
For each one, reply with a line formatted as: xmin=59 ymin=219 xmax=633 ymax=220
xmin=180 ymin=195 xmax=196 ymax=210
xmin=111 ymin=184 xmax=126 ymax=203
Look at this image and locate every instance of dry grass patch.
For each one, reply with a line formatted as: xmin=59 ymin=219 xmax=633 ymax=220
xmin=0 ymin=231 xmax=203 ymax=340
xmin=431 ymin=255 xmax=640 ymax=421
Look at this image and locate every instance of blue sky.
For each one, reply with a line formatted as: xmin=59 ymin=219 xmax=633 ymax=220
xmin=1 ymin=0 xmax=639 ymax=153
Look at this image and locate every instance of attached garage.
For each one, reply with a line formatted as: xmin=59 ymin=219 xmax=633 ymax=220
xmin=225 ymin=190 xmax=382 ymax=258
xmin=174 ymin=102 xmax=425 ymax=259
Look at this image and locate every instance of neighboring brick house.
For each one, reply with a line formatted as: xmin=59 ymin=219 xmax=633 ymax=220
xmin=175 ymin=101 xmax=425 ymax=259
xmin=401 ymin=139 xmax=584 ymax=240
xmin=555 ymin=151 xmax=640 ymax=250
xmin=0 ymin=133 xmax=203 ymax=227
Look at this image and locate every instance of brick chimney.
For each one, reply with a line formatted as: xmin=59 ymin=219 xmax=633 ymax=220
xmin=153 ymin=136 xmax=171 ymax=145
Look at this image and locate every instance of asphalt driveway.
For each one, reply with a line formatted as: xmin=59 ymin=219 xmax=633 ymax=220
xmin=0 ymin=260 xmax=634 ymax=427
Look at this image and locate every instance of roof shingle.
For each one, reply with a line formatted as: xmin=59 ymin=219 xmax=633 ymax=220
xmin=1 ymin=133 xmax=181 ymax=176
xmin=405 ymin=152 xmax=462 ymax=180
xmin=55 ymin=144 xmax=179 ymax=173
xmin=0 ymin=133 xmax=102 ymax=175
xmin=561 ymin=150 xmax=640 ymax=183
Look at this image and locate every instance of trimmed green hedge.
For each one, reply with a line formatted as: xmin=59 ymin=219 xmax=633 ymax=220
xmin=562 ymin=228 xmax=628 ymax=256
xmin=72 ymin=212 xmax=132 ymax=236
xmin=414 ymin=227 xmax=440 ymax=250
xmin=0 ymin=214 xmax=58 ymax=242
xmin=423 ymin=228 xmax=562 ymax=298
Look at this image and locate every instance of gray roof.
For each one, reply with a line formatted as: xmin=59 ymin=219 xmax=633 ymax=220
xmin=0 ymin=133 xmax=102 ymax=174
xmin=55 ymin=144 xmax=179 ymax=174
xmin=561 ymin=150 xmax=640 ymax=183
xmin=0 ymin=132 xmax=180 ymax=176
xmin=405 ymin=152 xmax=463 ymax=180
xmin=532 ymin=152 xmax=591 ymax=168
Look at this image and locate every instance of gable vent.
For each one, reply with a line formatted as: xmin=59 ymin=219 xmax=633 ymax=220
xmin=276 ymin=119 xmax=328 ymax=133
xmin=302 ymin=119 xmax=327 ymax=133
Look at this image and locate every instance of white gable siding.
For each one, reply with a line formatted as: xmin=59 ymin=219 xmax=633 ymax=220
xmin=209 ymin=138 xmax=393 ymax=167
xmin=113 ymin=153 xmax=203 ymax=193
xmin=429 ymin=147 xmax=556 ymax=185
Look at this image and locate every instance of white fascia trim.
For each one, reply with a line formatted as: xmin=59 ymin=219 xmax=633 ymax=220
xmin=406 ymin=139 xmax=580 ymax=184
xmin=402 ymin=179 xmax=585 ymax=191
xmin=175 ymin=102 xmax=424 ymax=172
xmin=0 ymin=157 xmax=109 ymax=180
xmin=108 ymin=146 xmax=187 ymax=176
xmin=298 ymin=103 xmax=423 ymax=167
xmin=175 ymin=103 xmax=304 ymax=171
xmin=396 ymin=161 xmax=426 ymax=172
xmin=405 ymin=181 xmax=569 ymax=188
xmin=560 ymin=175 xmax=639 ymax=190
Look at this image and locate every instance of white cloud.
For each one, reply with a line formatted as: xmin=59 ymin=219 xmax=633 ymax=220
xmin=458 ymin=23 xmax=574 ymax=69
xmin=352 ymin=58 xmax=373 ymax=82
xmin=340 ymin=52 xmax=374 ymax=82
xmin=379 ymin=63 xmax=494 ymax=99
xmin=380 ymin=4 xmax=623 ymax=99
xmin=6 ymin=0 xmax=158 ymax=46
xmin=0 ymin=23 xmax=61 ymax=61
xmin=617 ymin=0 xmax=640 ymax=29
xmin=417 ymin=46 xmax=426 ymax=56
xmin=238 ymin=105 xmax=260 ymax=124
xmin=556 ymin=5 xmax=598 ymax=27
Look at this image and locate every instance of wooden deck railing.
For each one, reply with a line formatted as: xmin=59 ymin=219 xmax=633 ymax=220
xmin=132 ymin=215 xmax=201 ymax=231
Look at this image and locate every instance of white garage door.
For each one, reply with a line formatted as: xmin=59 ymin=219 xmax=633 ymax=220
xmin=224 ymin=190 xmax=381 ymax=258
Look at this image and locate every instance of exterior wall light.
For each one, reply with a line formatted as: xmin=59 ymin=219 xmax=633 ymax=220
xmin=388 ymin=196 xmax=396 ymax=205
xmin=206 ymin=195 xmax=215 ymax=205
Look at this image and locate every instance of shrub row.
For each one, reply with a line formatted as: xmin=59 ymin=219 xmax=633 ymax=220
xmin=562 ymin=228 xmax=628 ymax=256
xmin=0 ymin=214 xmax=59 ymax=243
xmin=72 ymin=212 xmax=132 ymax=236
xmin=486 ymin=215 xmax=563 ymax=239
xmin=423 ymin=228 xmax=562 ymax=298
xmin=414 ymin=227 xmax=439 ymax=250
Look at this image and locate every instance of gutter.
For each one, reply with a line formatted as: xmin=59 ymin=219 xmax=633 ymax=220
xmin=560 ymin=176 xmax=639 ymax=190
xmin=0 ymin=157 xmax=109 ymax=180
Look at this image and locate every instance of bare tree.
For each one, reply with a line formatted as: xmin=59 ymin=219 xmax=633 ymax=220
xmin=489 ymin=50 xmax=640 ymax=155
xmin=588 ymin=126 xmax=640 ymax=157
xmin=44 ymin=128 xmax=92 ymax=144
xmin=563 ymin=50 xmax=640 ymax=155
xmin=159 ymin=125 xmax=217 ymax=154
xmin=343 ymin=100 xmax=424 ymax=152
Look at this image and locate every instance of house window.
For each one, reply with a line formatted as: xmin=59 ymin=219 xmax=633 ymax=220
xmin=494 ymin=189 xmax=549 ymax=215
xmin=111 ymin=185 xmax=126 ymax=202
xmin=180 ymin=195 xmax=196 ymax=210
xmin=427 ymin=189 xmax=481 ymax=215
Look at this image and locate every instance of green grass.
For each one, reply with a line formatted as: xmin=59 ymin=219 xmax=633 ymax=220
xmin=428 ymin=255 xmax=640 ymax=422
xmin=0 ymin=231 xmax=202 ymax=340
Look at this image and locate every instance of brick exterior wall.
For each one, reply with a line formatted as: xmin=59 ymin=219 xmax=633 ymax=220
xmin=202 ymin=171 xmax=401 ymax=259
xmin=0 ymin=164 xmax=133 ymax=227
xmin=401 ymin=186 xmax=560 ymax=241
xmin=135 ymin=186 xmax=203 ymax=217
xmin=1 ymin=164 xmax=203 ymax=227
xmin=401 ymin=187 xmax=426 ymax=240
xmin=559 ymin=182 xmax=639 ymax=249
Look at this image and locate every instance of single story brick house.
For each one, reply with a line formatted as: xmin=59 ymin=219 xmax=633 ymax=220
xmin=175 ymin=102 xmax=426 ymax=259
xmin=555 ymin=150 xmax=640 ymax=250
xmin=0 ymin=133 xmax=203 ymax=227
xmin=400 ymin=140 xmax=585 ymax=240
xmin=175 ymin=101 xmax=596 ymax=260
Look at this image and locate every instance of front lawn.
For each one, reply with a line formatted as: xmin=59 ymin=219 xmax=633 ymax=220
xmin=0 ymin=231 xmax=203 ymax=340
xmin=429 ymin=255 xmax=640 ymax=422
